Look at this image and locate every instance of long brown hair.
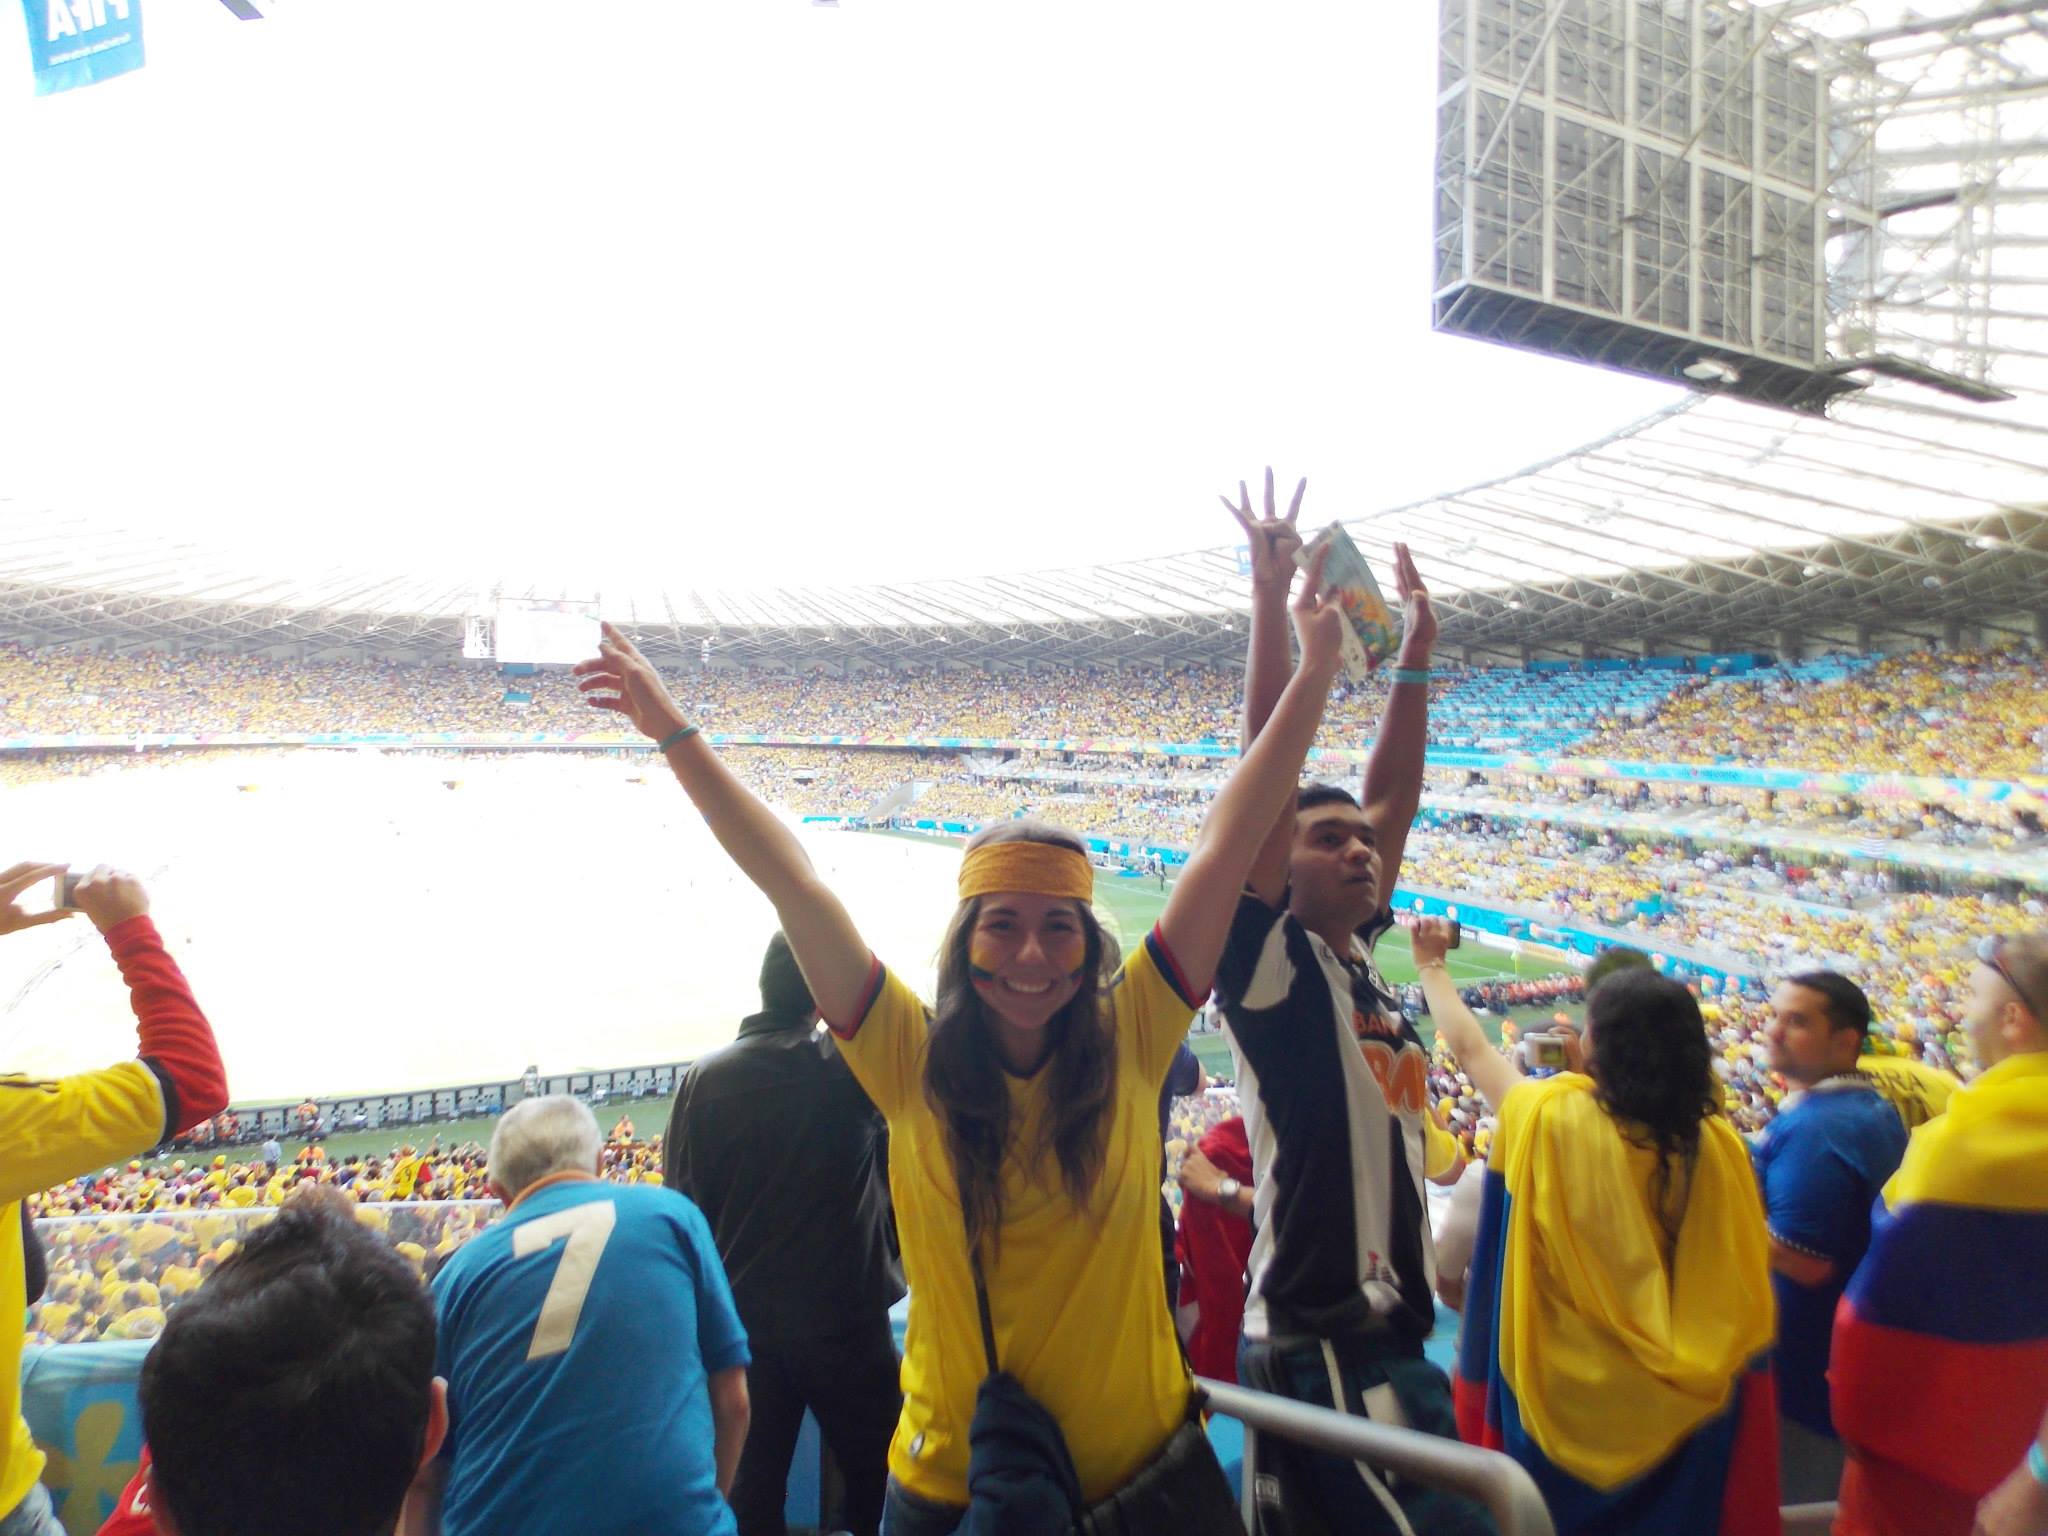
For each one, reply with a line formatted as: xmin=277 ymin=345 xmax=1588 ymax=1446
xmin=925 ymin=819 xmax=1117 ymax=1253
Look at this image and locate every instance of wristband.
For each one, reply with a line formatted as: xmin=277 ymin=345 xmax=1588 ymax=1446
xmin=655 ymin=724 xmax=701 ymax=752
xmin=1390 ymin=667 xmax=1431 ymax=686
xmin=2028 ymin=1441 xmax=2048 ymax=1489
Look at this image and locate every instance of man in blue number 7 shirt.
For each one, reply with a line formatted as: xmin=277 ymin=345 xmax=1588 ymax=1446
xmin=423 ymin=1095 xmax=752 ymax=1536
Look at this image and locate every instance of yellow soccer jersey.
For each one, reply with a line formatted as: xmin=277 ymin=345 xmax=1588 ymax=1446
xmin=833 ymin=932 xmax=1202 ymax=1506
xmin=0 ymin=1061 xmax=171 ymax=1516
xmin=1859 ymin=1053 xmax=1961 ymax=1131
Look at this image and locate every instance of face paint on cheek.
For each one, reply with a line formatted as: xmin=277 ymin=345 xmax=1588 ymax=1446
xmin=1048 ymin=932 xmax=1087 ymax=983
xmin=969 ymin=939 xmax=1002 ymax=989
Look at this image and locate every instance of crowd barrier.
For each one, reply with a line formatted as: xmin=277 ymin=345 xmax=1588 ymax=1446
xmin=6 ymin=732 xmax=2042 ymax=801
xmin=178 ymin=1058 xmax=689 ymax=1146
xmin=1422 ymin=794 xmax=2048 ymax=890
xmin=1200 ymin=1378 xmax=1554 ymax=1536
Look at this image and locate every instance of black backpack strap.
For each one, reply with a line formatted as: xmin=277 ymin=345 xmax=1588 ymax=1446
xmin=966 ymin=1215 xmax=1001 ymax=1379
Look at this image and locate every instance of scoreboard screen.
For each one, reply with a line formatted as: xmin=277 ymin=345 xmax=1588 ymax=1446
xmin=493 ymin=598 xmax=600 ymax=665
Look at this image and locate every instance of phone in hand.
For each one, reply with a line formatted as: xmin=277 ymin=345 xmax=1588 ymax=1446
xmin=1524 ymin=1032 xmax=1567 ymax=1069
xmin=20 ymin=871 xmax=82 ymax=917
xmin=1444 ymin=920 xmax=1462 ymax=950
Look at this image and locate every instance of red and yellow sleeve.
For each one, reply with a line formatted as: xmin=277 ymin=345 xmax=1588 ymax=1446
xmin=0 ymin=1063 xmax=169 ymax=1206
xmin=0 ymin=916 xmax=227 ymax=1205
xmin=1116 ymin=926 xmax=1203 ymax=1084
xmin=826 ymin=959 xmax=929 ymax=1118
xmin=105 ymin=915 xmax=228 ymax=1137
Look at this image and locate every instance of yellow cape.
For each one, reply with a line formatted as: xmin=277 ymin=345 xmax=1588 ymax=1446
xmin=1882 ymin=1050 xmax=2048 ymax=1212
xmin=1492 ymin=1074 xmax=1774 ymax=1489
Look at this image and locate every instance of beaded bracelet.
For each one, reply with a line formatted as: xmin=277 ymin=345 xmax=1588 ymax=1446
xmin=655 ymin=724 xmax=702 ymax=752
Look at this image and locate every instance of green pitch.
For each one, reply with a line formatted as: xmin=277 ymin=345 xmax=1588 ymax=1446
xmin=1090 ymin=873 xmax=1580 ymax=1080
xmin=214 ymin=850 xmax=1576 ymax=1167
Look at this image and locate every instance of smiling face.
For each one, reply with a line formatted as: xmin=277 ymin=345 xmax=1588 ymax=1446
xmin=1288 ymin=801 xmax=1383 ymax=935
xmin=967 ymin=891 xmax=1092 ymax=1032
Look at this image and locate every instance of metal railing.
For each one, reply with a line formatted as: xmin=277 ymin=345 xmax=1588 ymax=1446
xmin=1782 ymin=1504 xmax=1839 ymax=1535
xmin=1197 ymin=1377 xmax=1556 ymax=1536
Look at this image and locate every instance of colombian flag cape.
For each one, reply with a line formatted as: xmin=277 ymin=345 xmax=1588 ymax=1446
xmin=1454 ymin=1075 xmax=1781 ymax=1536
xmin=1831 ymin=1050 xmax=2048 ymax=1536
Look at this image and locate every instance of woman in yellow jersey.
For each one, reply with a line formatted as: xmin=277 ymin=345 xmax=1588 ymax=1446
xmin=577 ymin=531 xmax=1344 ymax=1533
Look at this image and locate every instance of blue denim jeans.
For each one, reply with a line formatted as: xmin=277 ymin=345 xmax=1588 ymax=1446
xmin=0 ymin=1484 xmax=65 ymax=1536
xmin=879 ymin=1477 xmax=965 ymax=1536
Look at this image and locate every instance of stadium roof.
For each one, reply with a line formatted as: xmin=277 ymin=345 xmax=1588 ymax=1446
xmin=4 ymin=0 xmax=2047 ymax=669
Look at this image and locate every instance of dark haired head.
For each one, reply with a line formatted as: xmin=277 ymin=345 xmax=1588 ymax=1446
xmin=140 ymin=1203 xmax=441 ymax=1536
xmin=757 ymin=930 xmax=816 ymax=1021
xmin=1585 ymin=969 xmax=1721 ymax=1252
xmin=1585 ymin=946 xmax=1655 ymax=994
xmin=1288 ymin=784 xmax=1382 ymax=935
xmin=1783 ymin=970 xmax=1872 ymax=1039
xmin=1296 ymin=782 xmax=1360 ymax=814
xmin=928 ymin=818 xmax=1113 ymax=1251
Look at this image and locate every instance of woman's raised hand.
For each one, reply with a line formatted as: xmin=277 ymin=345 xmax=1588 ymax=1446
xmin=574 ymin=622 xmax=689 ymax=742
xmin=1289 ymin=542 xmax=1344 ymax=676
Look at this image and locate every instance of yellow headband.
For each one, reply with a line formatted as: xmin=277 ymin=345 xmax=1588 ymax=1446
xmin=957 ymin=843 xmax=1093 ymax=903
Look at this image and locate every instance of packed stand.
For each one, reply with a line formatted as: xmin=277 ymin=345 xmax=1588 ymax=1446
xmin=1589 ymin=647 xmax=2048 ymax=778
xmin=12 ymin=640 xmax=2042 ymax=776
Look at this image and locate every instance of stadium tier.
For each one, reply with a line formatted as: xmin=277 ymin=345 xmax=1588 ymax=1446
xmin=6 ymin=641 xmax=2044 ymax=777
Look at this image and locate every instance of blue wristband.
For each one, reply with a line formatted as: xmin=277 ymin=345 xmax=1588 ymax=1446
xmin=1390 ymin=667 xmax=1431 ymax=686
xmin=2028 ymin=1440 xmax=2048 ymax=1489
xmin=655 ymin=724 xmax=701 ymax=752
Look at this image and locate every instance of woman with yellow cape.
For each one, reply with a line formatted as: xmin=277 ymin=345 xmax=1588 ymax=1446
xmin=1412 ymin=921 xmax=1781 ymax=1536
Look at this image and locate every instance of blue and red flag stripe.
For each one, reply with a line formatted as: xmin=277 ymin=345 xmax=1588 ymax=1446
xmin=1454 ymin=1170 xmax=1780 ymax=1536
xmin=1832 ymin=1197 xmax=2048 ymax=1518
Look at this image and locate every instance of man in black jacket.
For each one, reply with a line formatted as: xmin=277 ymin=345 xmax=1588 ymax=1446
xmin=666 ymin=932 xmax=904 ymax=1536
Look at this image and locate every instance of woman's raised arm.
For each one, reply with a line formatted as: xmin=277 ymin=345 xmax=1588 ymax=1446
xmin=575 ymin=623 xmax=876 ymax=1024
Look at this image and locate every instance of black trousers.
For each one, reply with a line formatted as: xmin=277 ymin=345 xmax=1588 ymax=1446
xmin=730 ymin=1315 xmax=903 ymax=1536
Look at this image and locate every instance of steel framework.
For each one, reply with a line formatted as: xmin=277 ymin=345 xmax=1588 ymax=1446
xmin=1434 ymin=0 xmax=1887 ymax=412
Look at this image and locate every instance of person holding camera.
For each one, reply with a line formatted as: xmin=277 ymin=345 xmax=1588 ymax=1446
xmin=0 ymin=861 xmax=228 ymax=1536
xmin=1413 ymin=918 xmax=1779 ymax=1536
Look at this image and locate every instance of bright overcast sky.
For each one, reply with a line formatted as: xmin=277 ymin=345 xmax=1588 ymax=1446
xmin=0 ymin=0 xmax=1680 ymax=596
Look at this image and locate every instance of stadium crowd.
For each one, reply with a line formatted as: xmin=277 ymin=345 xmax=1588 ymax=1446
xmin=3 ymin=506 xmax=2045 ymax=1536
xmin=1588 ymin=648 xmax=2048 ymax=778
xmin=7 ymin=638 xmax=2045 ymax=776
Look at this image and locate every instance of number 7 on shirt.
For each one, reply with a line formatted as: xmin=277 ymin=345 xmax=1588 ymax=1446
xmin=511 ymin=1200 xmax=618 ymax=1360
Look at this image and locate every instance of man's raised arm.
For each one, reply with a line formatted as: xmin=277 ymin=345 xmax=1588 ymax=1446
xmin=1359 ymin=543 xmax=1436 ymax=902
xmin=1225 ymin=468 xmax=1305 ymax=905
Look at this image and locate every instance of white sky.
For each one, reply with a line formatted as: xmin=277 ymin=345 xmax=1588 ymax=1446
xmin=0 ymin=0 xmax=1679 ymax=595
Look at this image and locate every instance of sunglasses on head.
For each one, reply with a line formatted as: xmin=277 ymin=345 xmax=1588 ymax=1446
xmin=1978 ymin=935 xmax=2043 ymax=1022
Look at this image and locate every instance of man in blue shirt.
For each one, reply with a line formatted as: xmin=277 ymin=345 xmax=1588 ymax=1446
xmin=1752 ymin=971 xmax=1908 ymax=1505
xmin=429 ymin=1095 xmax=752 ymax=1536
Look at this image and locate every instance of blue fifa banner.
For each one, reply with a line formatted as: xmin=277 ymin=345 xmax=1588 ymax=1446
xmin=20 ymin=0 xmax=143 ymax=95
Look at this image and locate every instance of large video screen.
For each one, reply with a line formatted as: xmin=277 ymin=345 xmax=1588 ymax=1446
xmin=493 ymin=598 xmax=600 ymax=665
